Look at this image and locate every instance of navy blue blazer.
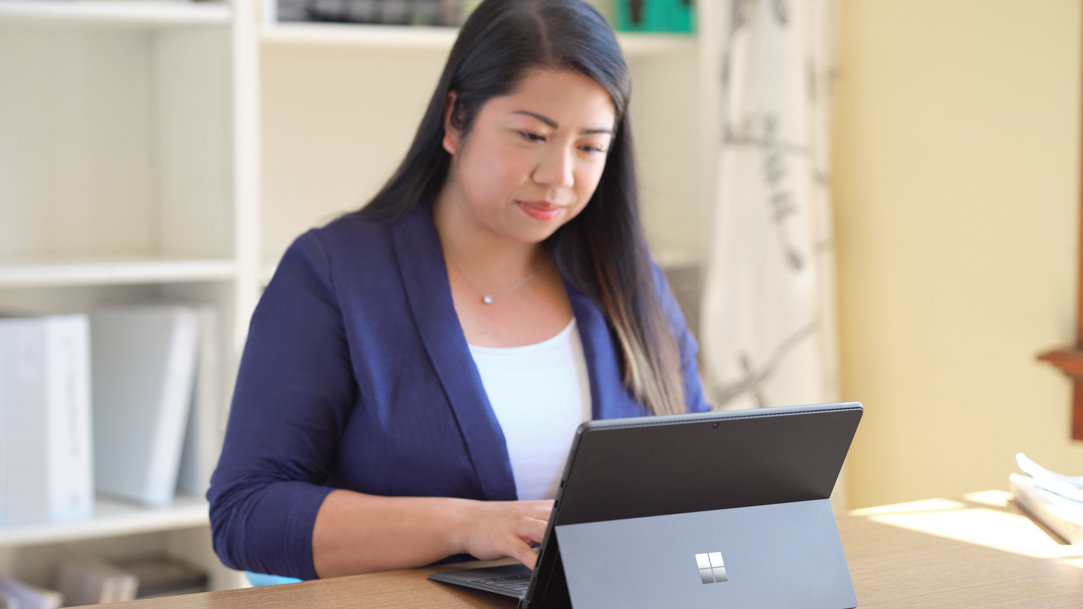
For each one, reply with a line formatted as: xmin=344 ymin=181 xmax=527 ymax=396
xmin=207 ymin=206 xmax=709 ymax=580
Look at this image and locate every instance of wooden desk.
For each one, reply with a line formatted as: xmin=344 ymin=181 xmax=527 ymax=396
xmin=77 ymin=493 xmax=1082 ymax=608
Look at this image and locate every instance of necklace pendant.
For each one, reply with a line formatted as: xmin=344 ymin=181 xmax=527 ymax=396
xmin=482 ymin=295 xmax=494 ymax=305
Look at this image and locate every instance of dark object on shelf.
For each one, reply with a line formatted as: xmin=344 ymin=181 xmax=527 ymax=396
xmin=116 ymin=554 xmax=209 ymax=599
xmin=615 ymin=0 xmax=694 ymax=33
xmin=279 ymin=0 xmax=470 ymax=26
xmin=55 ymin=557 xmax=138 ymax=606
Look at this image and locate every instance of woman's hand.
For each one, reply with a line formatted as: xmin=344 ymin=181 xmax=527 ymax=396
xmin=448 ymin=499 xmax=554 ymax=569
xmin=313 ymin=492 xmax=554 ymax=577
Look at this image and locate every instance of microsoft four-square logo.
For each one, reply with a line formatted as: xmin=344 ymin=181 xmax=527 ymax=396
xmin=695 ymin=552 xmax=727 ymax=584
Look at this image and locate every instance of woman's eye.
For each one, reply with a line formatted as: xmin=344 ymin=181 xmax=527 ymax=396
xmin=581 ymin=145 xmax=608 ymax=154
xmin=518 ymin=131 xmax=546 ymax=142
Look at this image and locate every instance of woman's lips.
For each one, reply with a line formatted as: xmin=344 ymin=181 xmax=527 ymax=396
xmin=518 ymin=200 xmax=565 ymax=222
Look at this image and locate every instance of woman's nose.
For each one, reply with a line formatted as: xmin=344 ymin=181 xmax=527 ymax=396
xmin=533 ymin=146 xmax=574 ymax=189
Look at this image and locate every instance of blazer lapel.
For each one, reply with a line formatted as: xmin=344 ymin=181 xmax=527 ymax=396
xmin=391 ymin=207 xmax=517 ymax=501
xmin=564 ymin=281 xmax=649 ymax=420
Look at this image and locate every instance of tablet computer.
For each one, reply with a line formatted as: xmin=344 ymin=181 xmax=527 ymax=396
xmin=430 ymin=401 xmax=863 ymax=609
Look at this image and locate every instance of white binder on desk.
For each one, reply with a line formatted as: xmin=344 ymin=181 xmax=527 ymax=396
xmin=90 ymin=305 xmax=199 ymax=507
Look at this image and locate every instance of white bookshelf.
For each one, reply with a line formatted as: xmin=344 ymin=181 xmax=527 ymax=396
xmin=0 ymin=0 xmax=255 ymax=594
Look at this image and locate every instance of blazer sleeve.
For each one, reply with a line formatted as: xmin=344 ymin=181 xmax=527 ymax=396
xmin=207 ymin=229 xmax=352 ymax=580
xmin=650 ymin=261 xmax=712 ymax=413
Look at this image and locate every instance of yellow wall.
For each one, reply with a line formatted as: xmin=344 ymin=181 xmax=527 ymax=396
xmin=834 ymin=0 xmax=1083 ymax=508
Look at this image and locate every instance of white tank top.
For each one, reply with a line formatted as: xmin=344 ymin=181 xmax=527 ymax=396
xmin=468 ymin=319 xmax=592 ymax=501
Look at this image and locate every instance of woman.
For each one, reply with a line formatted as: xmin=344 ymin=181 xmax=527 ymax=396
xmin=208 ymin=0 xmax=709 ymax=581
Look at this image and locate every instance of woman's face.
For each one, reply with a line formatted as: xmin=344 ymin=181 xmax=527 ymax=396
xmin=440 ymin=68 xmax=617 ymax=246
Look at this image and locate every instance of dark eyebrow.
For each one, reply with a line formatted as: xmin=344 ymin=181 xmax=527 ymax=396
xmin=513 ymin=110 xmax=614 ymax=136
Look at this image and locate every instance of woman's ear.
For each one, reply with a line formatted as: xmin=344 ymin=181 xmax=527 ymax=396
xmin=442 ymin=91 xmax=460 ymax=155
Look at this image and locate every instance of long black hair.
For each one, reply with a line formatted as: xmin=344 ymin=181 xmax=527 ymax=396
xmin=360 ymin=0 xmax=685 ymax=415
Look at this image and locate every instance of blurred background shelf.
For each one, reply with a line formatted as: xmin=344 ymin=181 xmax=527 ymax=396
xmin=0 ymin=0 xmax=230 ymax=28
xmin=0 ymin=495 xmax=209 ymax=548
xmin=0 ymin=256 xmax=237 ymax=288
xmin=261 ymin=21 xmax=458 ymax=49
xmin=260 ymin=20 xmax=695 ymax=56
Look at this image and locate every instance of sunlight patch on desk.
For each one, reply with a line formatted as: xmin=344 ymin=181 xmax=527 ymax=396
xmin=866 ymin=507 xmax=1083 ymax=563
xmin=963 ymin=489 xmax=1013 ymax=508
xmin=850 ymin=498 xmax=966 ymax=517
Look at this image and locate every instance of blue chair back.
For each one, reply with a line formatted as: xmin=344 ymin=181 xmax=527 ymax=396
xmin=246 ymin=571 xmax=302 ymax=587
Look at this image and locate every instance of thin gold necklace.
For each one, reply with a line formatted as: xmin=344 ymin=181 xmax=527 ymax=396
xmin=446 ymin=249 xmax=541 ymax=305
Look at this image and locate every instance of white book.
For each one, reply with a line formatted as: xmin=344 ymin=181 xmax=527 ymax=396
xmin=1016 ymin=452 xmax=1083 ymax=503
xmin=90 ymin=305 xmax=199 ymax=507
xmin=176 ymin=306 xmax=223 ymax=498
xmin=1010 ymin=473 xmax=1083 ymax=545
xmin=0 ymin=314 xmax=93 ymax=526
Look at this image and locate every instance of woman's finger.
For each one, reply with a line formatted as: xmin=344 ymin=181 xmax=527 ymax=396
xmin=522 ymin=515 xmax=548 ymax=545
xmin=509 ymin=538 xmax=540 ymax=570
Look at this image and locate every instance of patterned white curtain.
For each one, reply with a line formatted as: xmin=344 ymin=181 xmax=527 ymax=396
xmin=701 ymin=0 xmax=839 ymax=413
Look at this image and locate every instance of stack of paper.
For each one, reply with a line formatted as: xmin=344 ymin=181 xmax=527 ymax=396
xmin=1009 ymin=453 xmax=1083 ymax=544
